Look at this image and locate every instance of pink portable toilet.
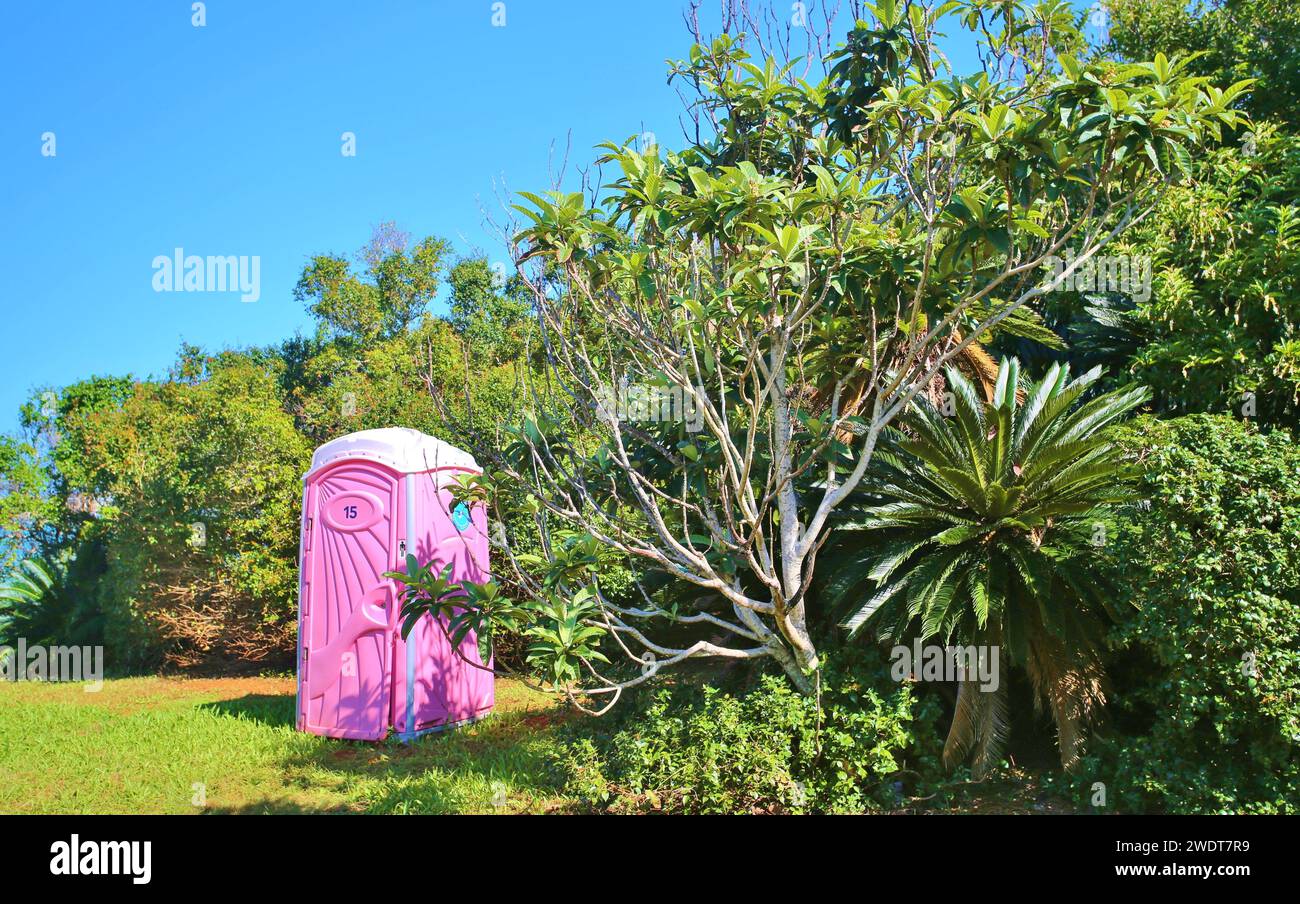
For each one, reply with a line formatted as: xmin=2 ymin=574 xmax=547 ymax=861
xmin=296 ymin=427 xmax=494 ymax=741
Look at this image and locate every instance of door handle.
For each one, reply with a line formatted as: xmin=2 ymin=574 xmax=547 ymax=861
xmin=361 ymin=585 xmax=392 ymax=623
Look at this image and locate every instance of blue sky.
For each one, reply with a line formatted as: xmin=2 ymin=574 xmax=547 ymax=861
xmin=0 ymin=1 xmax=1005 ymax=434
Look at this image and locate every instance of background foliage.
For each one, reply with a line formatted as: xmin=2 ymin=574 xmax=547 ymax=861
xmin=0 ymin=229 xmax=539 ymax=670
xmin=1072 ymin=415 xmax=1300 ymax=813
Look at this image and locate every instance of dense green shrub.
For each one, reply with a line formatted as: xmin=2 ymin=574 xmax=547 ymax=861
xmin=1124 ymin=128 xmax=1300 ymax=427
xmin=560 ymin=653 xmax=946 ymax=814
xmin=1073 ymin=414 xmax=1300 ymax=813
xmin=1101 ymin=0 xmax=1300 ymax=128
xmin=90 ymin=354 xmax=312 ymax=669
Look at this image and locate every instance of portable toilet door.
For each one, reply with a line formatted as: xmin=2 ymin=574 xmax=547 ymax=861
xmin=296 ymin=428 xmax=492 ymax=741
xmin=391 ymin=466 xmax=494 ymax=739
xmin=297 ymin=447 xmax=400 ymax=740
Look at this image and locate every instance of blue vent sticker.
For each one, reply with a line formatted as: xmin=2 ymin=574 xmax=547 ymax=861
xmin=451 ymin=501 xmax=471 ymax=531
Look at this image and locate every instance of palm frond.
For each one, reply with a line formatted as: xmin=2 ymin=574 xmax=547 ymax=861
xmin=823 ymin=353 xmax=1146 ymax=775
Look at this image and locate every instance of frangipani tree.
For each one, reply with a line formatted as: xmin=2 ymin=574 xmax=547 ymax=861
xmin=415 ymin=1 xmax=1247 ymax=707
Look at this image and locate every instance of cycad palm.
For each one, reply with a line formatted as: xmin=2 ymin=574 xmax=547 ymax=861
xmin=825 ymin=359 xmax=1147 ymax=776
xmin=0 ymin=555 xmax=105 ymax=650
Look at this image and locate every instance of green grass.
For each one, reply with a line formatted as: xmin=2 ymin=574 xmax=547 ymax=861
xmin=0 ymin=676 xmax=578 ymax=814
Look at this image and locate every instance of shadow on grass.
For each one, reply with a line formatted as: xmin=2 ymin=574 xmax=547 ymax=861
xmin=299 ymin=710 xmax=573 ymax=814
xmin=199 ymin=693 xmax=297 ymax=728
xmin=199 ymin=692 xmax=575 ymax=814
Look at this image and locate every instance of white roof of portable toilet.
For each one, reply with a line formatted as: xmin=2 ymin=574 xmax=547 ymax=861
xmin=308 ymin=427 xmax=479 ymax=477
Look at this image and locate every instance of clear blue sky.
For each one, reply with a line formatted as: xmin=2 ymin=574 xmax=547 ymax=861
xmin=0 ymin=1 xmax=1000 ymax=434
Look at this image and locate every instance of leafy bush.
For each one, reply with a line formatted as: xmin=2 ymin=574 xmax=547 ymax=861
xmin=1124 ymin=127 xmax=1300 ymax=427
xmin=64 ymin=353 xmax=311 ymax=669
xmin=1073 ymin=414 xmax=1300 ymax=813
xmin=559 ymin=653 xmax=945 ymax=814
xmin=1101 ymin=0 xmax=1300 ymax=128
xmin=997 ymin=128 xmax=1300 ymax=428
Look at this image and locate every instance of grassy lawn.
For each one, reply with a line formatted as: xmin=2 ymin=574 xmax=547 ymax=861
xmin=0 ymin=676 xmax=577 ymax=814
xmin=0 ymin=674 xmax=1079 ymax=815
